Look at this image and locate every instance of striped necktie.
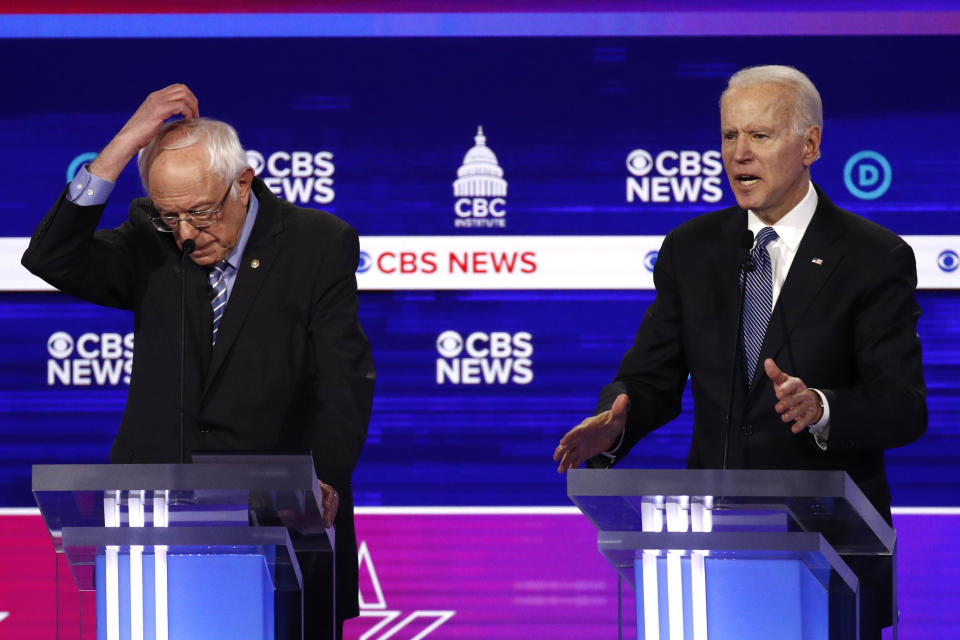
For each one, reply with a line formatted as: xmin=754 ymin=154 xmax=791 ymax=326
xmin=209 ymin=261 xmax=229 ymax=346
xmin=741 ymin=227 xmax=779 ymax=385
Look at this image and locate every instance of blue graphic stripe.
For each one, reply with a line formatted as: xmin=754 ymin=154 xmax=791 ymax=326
xmin=2 ymin=11 xmax=960 ymax=38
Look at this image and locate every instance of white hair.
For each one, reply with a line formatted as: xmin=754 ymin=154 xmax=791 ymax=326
xmin=721 ymin=65 xmax=823 ymax=136
xmin=138 ymin=118 xmax=249 ymax=196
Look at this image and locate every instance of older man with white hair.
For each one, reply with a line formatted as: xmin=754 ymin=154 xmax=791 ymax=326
xmin=23 ymin=84 xmax=375 ymax=639
xmin=555 ymin=65 xmax=926 ymax=639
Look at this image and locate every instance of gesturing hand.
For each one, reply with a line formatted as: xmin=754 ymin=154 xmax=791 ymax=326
xmin=764 ymin=358 xmax=823 ymax=434
xmin=553 ymin=393 xmax=628 ymax=473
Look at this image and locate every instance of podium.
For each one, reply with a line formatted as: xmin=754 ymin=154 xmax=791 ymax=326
xmin=32 ymin=455 xmax=333 ymax=640
xmin=568 ymin=469 xmax=898 ymax=640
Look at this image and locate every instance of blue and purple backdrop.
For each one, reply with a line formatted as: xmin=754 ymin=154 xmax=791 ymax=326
xmin=0 ymin=3 xmax=958 ymax=639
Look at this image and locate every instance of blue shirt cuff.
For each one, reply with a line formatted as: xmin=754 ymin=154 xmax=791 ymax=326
xmin=67 ymin=164 xmax=115 ymax=206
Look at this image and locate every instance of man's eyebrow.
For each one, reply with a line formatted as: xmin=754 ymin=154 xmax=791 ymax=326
xmin=187 ymin=199 xmax=219 ymax=211
xmin=153 ymin=198 xmax=217 ymax=214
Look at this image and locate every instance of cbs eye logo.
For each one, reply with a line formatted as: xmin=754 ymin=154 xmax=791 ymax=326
xmin=938 ymin=250 xmax=958 ymax=273
xmin=643 ymin=251 xmax=658 ymax=273
xmin=357 ymin=251 xmax=372 ymax=274
xmin=626 ymin=150 xmax=654 ymax=176
xmin=47 ymin=332 xmax=75 ymax=359
xmin=436 ymin=330 xmax=465 ymax=358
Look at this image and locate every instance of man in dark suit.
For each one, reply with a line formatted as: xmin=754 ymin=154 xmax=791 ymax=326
xmin=554 ymin=66 xmax=926 ymax=638
xmin=22 ymin=85 xmax=375 ymax=639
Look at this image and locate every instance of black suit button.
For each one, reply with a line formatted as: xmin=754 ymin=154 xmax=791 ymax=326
xmin=740 ymin=424 xmax=753 ymax=436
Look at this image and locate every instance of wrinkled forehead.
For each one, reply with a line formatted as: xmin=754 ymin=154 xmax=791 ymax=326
xmin=721 ymin=83 xmax=795 ymax=127
xmin=147 ymin=145 xmax=218 ymax=197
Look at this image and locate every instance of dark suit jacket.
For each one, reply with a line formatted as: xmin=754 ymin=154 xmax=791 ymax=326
xmin=595 ymin=186 xmax=927 ymax=519
xmin=22 ymin=178 xmax=376 ymax=621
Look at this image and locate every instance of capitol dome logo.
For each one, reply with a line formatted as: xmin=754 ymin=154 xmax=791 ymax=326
xmin=453 ymin=126 xmax=508 ymax=229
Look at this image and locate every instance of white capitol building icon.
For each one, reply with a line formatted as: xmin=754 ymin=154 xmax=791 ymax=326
xmin=453 ymin=126 xmax=507 ymax=198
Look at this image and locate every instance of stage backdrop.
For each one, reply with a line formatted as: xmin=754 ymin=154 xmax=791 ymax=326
xmin=0 ymin=4 xmax=958 ymax=639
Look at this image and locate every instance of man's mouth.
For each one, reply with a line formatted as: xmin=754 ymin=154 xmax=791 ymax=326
xmin=737 ymin=175 xmax=760 ymax=186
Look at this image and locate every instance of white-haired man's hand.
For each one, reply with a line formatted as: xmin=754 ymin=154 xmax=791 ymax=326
xmin=89 ymin=84 xmax=199 ymax=183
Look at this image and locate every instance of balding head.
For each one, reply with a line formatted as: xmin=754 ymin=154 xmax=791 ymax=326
xmin=138 ymin=117 xmax=250 ymax=197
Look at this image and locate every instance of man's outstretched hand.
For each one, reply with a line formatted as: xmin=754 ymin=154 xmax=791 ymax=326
xmin=554 ymin=393 xmax=628 ymax=473
xmin=764 ymin=358 xmax=823 ymax=433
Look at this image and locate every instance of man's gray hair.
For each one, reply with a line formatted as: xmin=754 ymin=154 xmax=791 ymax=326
xmin=721 ymin=65 xmax=823 ymax=136
xmin=138 ymin=118 xmax=250 ymax=196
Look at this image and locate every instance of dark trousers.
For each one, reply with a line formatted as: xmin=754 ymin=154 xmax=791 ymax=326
xmin=848 ymin=554 xmax=892 ymax=640
xmin=277 ymin=550 xmax=343 ymax=640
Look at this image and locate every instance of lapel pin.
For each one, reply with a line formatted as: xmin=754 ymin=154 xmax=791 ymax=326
xmin=811 ymin=258 xmax=823 ymax=266
xmin=250 ymin=258 xmax=260 ymax=269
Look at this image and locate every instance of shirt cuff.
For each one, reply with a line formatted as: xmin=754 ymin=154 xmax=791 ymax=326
xmin=598 ymin=426 xmax=627 ymax=462
xmin=67 ymin=164 xmax=115 ymax=206
xmin=808 ymin=388 xmax=830 ymax=451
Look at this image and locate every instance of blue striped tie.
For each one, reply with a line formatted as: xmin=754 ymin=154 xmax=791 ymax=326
xmin=741 ymin=227 xmax=779 ymax=385
xmin=209 ymin=261 xmax=228 ymax=347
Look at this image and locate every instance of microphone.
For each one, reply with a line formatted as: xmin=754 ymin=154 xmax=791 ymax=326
xmin=722 ymin=228 xmax=756 ymax=470
xmin=178 ymin=239 xmax=194 ymax=464
xmin=740 ymin=229 xmax=755 ymax=272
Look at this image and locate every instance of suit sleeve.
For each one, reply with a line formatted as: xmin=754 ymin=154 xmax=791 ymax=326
xmin=822 ymin=239 xmax=927 ymax=451
xmin=21 ymin=188 xmax=138 ymax=310
xmin=589 ymin=231 xmax=689 ymax=467
xmin=301 ymin=225 xmax=376 ymax=493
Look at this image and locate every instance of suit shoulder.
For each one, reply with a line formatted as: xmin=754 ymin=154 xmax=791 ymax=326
xmin=668 ymin=205 xmax=741 ymax=241
xmin=282 ymin=202 xmax=356 ymax=237
xmin=253 ymin=178 xmax=356 ymax=238
xmin=830 ymin=203 xmax=907 ymax=251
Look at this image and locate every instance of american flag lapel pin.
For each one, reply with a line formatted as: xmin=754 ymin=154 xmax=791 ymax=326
xmin=811 ymin=258 xmax=824 ymax=266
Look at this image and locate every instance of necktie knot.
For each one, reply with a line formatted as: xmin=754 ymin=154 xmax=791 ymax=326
xmin=754 ymin=227 xmax=779 ymax=252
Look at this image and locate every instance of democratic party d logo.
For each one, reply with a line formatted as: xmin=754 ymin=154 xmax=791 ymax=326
xmin=843 ymin=151 xmax=891 ymax=200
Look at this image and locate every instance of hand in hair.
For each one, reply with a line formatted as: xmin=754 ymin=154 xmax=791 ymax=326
xmin=89 ymin=84 xmax=200 ymax=183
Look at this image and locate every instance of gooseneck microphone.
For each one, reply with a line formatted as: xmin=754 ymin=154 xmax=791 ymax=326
xmin=739 ymin=230 xmax=755 ymax=274
xmin=179 ymin=239 xmax=195 ymax=464
xmin=722 ymin=230 xmax=755 ymax=470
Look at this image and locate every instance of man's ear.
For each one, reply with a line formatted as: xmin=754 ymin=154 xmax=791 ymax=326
xmin=235 ymin=166 xmax=255 ymax=199
xmin=802 ymin=125 xmax=822 ymax=167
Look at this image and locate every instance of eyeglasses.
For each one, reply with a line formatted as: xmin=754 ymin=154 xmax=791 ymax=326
xmin=148 ymin=185 xmax=231 ymax=232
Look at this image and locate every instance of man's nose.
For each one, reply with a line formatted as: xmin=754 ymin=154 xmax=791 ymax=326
xmin=177 ymin=220 xmax=200 ymax=244
xmin=734 ymin=137 xmax=753 ymax=162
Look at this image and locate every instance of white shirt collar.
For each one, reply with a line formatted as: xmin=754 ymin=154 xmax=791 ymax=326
xmin=746 ymin=181 xmax=818 ymax=251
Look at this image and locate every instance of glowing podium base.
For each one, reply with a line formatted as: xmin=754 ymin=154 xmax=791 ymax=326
xmin=33 ymin=456 xmax=333 ymax=640
xmin=568 ymin=469 xmax=898 ymax=640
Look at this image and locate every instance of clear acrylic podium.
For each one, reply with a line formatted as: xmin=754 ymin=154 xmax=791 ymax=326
xmin=567 ymin=469 xmax=898 ymax=640
xmin=32 ymin=454 xmax=333 ymax=640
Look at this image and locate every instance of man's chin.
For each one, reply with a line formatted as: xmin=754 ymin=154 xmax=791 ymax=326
xmin=732 ymin=190 xmax=764 ymax=213
xmin=188 ymin=252 xmax=218 ymax=267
